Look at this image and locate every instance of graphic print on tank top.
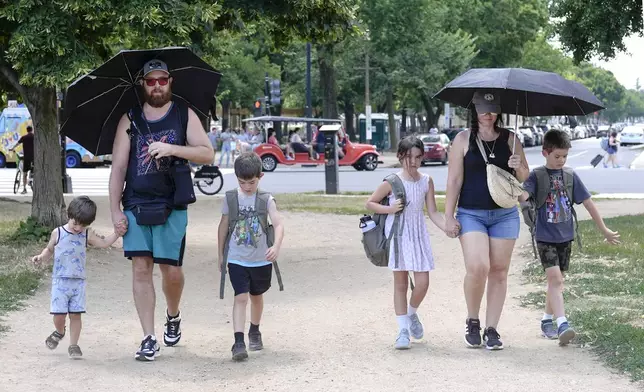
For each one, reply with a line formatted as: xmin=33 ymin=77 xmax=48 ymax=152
xmin=135 ymin=130 xmax=178 ymax=176
xmin=545 ymin=172 xmax=572 ymax=224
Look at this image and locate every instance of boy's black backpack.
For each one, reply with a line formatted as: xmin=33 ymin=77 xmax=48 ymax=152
xmin=520 ymin=166 xmax=581 ymax=258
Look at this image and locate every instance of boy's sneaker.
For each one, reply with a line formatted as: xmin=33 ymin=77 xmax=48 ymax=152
xmin=164 ymin=311 xmax=182 ymax=347
xmin=232 ymin=342 xmax=249 ymax=361
xmin=483 ymin=327 xmax=504 ymax=350
xmin=68 ymin=345 xmax=83 ymax=359
xmin=135 ymin=335 xmax=160 ymax=361
xmin=464 ymin=318 xmax=482 ymax=348
xmin=541 ymin=319 xmax=557 ymax=339
xmin=248 ymin=331 xmax=263 ymax=351
xmin=557 ymin=322 xmax=576 ymax=346
xmin=408 ymin=313 xmax=424 ymax=340
xmin=394 ymin=329 xmax=411 ymax=350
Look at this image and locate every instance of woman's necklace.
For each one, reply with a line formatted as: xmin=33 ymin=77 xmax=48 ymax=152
xmin=483 ymin=139 xmax=497 ymax=159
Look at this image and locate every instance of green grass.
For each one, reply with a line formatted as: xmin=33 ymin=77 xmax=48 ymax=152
xmin=0 ymin=218 xmax=49 ymax=334
xmin=276 ymin=193 xmax=445 ymax=215
xmin=521 ymin=214 xmax=644 ymax=380
xmin=304 ymin=190 xmax=446 ymax=196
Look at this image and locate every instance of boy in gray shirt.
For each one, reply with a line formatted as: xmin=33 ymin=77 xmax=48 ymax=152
xmin=218 ymin=152 xmax=284 ymax=361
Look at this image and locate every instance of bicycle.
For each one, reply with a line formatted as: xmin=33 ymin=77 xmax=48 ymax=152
xmin=13 ymin=153 xmax=33 ymax=194
xmin=191 ymin=164 xmax=224 ymax=195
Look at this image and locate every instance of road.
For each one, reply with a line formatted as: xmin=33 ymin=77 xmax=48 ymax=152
xmin=0 ymin=138 xmax=641 ymax=196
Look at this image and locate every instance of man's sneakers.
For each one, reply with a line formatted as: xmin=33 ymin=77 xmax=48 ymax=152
xmin=557 ymin=322 xmax=576 ymax=346
xmin=483 ymin=327 xmax=504 ymax=350
xmin=232 ymin=342 xmax=249 ymax=361
xmin=464 ymin=318 xmax=482 ymax=348
xmin=164 ymin=311 xmax=182 ymax=347
xmin=541 ymin=319 xmax=558 ymax=339
xmin=135 ymin=335 xmax=161 ymax=361
xmin=408 ymin=313 xmax=424 ymax=340
xmin=394 ymin=328 xmax=412 ymax=350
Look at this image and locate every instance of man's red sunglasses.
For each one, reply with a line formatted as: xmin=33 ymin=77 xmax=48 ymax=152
xmin=143 ymin=77 xmax=170 ymax=87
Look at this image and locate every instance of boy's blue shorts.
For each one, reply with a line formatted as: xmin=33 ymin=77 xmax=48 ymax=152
xmin=123 ymin=209 xmax=187 ymax=266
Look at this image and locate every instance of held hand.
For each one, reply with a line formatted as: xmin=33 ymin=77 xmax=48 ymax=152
xmin=508 ymin=154 xmax=522 ymax=169
xmin=148 ymin=142 xmax=175 ymax=159
xmin=32 ymin=255 xmax=42 ymax=265
xmin=111 ymin=211 xmax=128 ymax=237
xmin=603 ymin=229 xmax=621 ymax=245
xmin=266 ymin=246 xmax=280 ymax=262
xmin=445 ymin=217 xmax=461 ymax=238
xmin=388 ymin=199 xmax=404 ymax=214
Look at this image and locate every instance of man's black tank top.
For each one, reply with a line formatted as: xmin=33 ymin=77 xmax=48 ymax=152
xmin=122 ymin=101 xmax=187 ymax=210
xmin=458 ymin=128 xmax=514 ymax=210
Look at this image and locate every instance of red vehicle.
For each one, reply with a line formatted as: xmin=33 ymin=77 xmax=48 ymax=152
xmin=242 ymin=116 xmax=382 ymax=172
xmin=419 ymin=133 xmax=450 ymax=165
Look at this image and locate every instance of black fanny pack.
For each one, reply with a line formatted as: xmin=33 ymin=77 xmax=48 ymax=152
xmin=133 ymin=204 xmax=171 ymax=226
xmin=169 ymin=161 xmax=196 ymax=206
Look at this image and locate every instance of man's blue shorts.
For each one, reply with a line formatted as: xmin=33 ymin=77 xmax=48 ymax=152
xmin=123 ymin=209 xmax=187 ymax=266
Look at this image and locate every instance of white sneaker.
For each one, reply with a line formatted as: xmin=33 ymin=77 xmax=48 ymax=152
xmin=394 ymin=329 xmax=411 ymax=350
xmin=408 ymin=313 xmax=424 ymax=339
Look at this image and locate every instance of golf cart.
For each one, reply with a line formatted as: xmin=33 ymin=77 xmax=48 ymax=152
xmin=242 ymin=116 xmax=382 ymax=172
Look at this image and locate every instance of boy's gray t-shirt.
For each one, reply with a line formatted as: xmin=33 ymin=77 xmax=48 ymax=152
xmin=523 ymin=168 xmax=591 ymax=243
xmin=221 ymin=190 xmax=273 ymax=266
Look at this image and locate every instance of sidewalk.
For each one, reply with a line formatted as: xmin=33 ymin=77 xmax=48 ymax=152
xmin=1 ymin=197 xmax=644 ymax=391
xmin=629 ymin=149 xmax=644 ymax=169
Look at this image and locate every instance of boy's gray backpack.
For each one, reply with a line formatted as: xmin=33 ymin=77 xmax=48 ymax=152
xmin=362 ymin=174 xmax=406 ymax=268
xmin=220 ymin=189 xmax=284 ymax=299
xmin=520 ymin=166 xmax=581 ymax=258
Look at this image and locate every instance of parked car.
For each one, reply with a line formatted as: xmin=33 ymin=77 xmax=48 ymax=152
xmin=535 ymin=125 xmax=549 ymax=143
xmin=442 ymin=127 xmax=466 ymax=141
xmin=518 ymin=126 xmax=536 ymax=147
xmin=419 ymin=133 xmax=450 ymax=165
xmin=573 ymin=126 xmax=586 ymax=139
xmin=596 ymin=125 xmax=611 ymax=138
xmin=619 ymin=125 xmax=644 ymax=146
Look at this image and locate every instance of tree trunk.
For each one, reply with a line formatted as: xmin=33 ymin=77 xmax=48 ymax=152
xmin=26 ymin=87 xmax=66 ymax=227
xmin=221 ymin=99 xmax=231 ymax=130
xmin=401 ymin=108 xmax=407 ymax=136
xmin=386 ymin=86 xmax=398 ymax=151
xmin=344 ymin=100 xmax=355 ymax=141
xmin=316 ymin=44 xmax=339 ymax=119
xmin=417 ymin=114 xmax=426 ymax=131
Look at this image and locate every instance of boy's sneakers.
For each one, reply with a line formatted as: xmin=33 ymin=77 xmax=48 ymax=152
xmin=408 ymin=313 xmax=424 ymax=340
xmin=248 ymin=331 xmax=263 ymax=351
xmin=557 ymin=322 xmax=576 ymax=346
xmin=164 ymin=311 xmax=182 ymax=347
xmin=135 ymin=335 xmax=160 ymax=361
xmin=464 ymin=318 xmax=482 ymax=348
xmin=232 ymin=342 xmax=249 ymax=361
xmin=68 ymin=345 xmax=83 ymax=359
xmin=541 ymin=319 xmax=557 ymax=339
xmin=394 ymin=329 xmax=411 ymax=350
xmin=483 ymin=327 xmax=504 ymax=350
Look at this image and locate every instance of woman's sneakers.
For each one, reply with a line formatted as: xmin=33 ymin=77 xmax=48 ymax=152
xmin=464 ymin=318 xmax=482 ymax=348
xmin=483 ymin=327 xmax=503 ymax=350
xmin=394 ymin=329 xmax=412 ymax=350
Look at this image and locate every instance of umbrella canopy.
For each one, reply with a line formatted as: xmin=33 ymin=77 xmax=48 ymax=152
xmin=433 ymin=68 xmax=604 ymax=116
xmin=61 ymin=47 xmax=222 ymax=155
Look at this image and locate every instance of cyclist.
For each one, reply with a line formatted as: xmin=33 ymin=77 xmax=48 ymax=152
xmin=10 ymin=125 xmax=34 ymax=194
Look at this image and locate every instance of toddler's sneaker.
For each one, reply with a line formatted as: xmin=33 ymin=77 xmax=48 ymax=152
xmin=232 ymin=342 xmax=249 ymax=361
xmin=135 ymin=335 xmax=160 ymax=361
xmin=408 ymin=313 xmax=424 ymax=340
xmin=557 ymin=322 xmax=576 ymax=346
xmin=464 ymin=318 xmax=482 ymax=348
xmin=68 ymin=345 xmax=83 ymax=359
xmin=45 ymin=329 xmax=65 ymax=350
xmin=394 ymin=329 xmax=411 ymax=350
xmin=483 ymin=327 xmax=504 ymax=350
xmin=540 ymin=319 xmax=557 ymax=339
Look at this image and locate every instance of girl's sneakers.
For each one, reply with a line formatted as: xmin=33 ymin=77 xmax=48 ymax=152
xmin=394 ymin=329 xmax=411 ymax=350
xmin=408 ymin=313 xmax=424 ymax=340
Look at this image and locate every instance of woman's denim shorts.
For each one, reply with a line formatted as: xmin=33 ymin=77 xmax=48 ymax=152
xmin=456 ymin=207 xmax=520 ymax=240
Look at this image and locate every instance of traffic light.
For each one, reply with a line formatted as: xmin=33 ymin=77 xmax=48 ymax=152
xmin=270 ymin=79 xmax=281 ymax=106
xmin=253 ymin=98 xmax=263 ymax=116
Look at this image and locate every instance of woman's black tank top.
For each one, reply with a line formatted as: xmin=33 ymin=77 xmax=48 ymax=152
xmin=458 ymin=129 xmax=514 ymax=210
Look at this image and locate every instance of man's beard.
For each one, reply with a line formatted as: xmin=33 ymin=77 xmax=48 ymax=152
xmin=144 ymin=88 xmax=172 ymax=108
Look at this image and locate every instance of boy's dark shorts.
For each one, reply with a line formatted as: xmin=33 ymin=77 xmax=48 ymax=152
xmin=537 ymin=241 xmax=572 ymax=272
xmin=228 ymin=263 xmax=273 ymax=296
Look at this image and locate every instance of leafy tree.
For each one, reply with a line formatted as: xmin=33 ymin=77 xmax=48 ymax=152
xmin=574 ymin=63 xmax=626 ymax=122
xmin=550 ymin=0 xmax=643 ymax=62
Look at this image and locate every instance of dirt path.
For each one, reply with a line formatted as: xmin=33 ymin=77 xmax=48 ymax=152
xmin=1 ymin=198 xmax=643 ymax=392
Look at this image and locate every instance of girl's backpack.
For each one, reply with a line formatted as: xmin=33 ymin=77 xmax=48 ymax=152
xmin=361 ymin=174 xmax=406 ymax=268
xmin=600 ymin=137 xmax=609 ymax=151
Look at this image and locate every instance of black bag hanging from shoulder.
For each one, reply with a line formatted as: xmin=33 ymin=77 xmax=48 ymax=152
xmin=169 ymin=101 xmax=196 ymax=206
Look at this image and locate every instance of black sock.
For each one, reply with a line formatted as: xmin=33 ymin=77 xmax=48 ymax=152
xmin=234 ymin=332 xmax=244 ymax=344
xmin=249 ymin=323 xmax=260 ymax=334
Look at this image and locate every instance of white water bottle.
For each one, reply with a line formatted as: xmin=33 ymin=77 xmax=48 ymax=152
xmin=360 ymin=216 xmax=377 ymax=233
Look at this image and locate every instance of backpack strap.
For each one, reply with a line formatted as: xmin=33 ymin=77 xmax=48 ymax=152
xmin=255 ymin=190 xmax=272 ymax=245
xmin=562 ymin=167 xmax=582 ymax=251
xmin=533 ymin=166 xmax=550 ymax=209
xmin=220 ymin=189 xmax=239 ymax=299
xmin=384 ymin=174 xmax=406 ymax=269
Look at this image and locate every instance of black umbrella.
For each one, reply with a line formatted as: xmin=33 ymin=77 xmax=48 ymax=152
xmin=60 ymin=47 xmax=222 ymax=155
xmin=433 ymin=68 xmax=604 ymax=116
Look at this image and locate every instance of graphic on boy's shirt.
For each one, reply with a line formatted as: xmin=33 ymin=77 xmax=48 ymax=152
xmin=232 ymin=205 xmax=263 ymax=248
xmin=545 ymin=172 xmax=572 ymax=224
xmin=136 ymin=130 xmax=177 ymax=175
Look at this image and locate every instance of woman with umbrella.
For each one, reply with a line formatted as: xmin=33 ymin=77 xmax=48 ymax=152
xmin=444 ymin=90 xmax=529 ymax=350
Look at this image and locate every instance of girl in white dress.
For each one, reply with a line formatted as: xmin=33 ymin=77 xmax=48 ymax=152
xmin=366 ymin=136 xmax=451 ymax=349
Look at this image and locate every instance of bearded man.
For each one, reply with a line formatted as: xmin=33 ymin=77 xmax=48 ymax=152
xmin=108 ymin=59 xmax=214 ymax=361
